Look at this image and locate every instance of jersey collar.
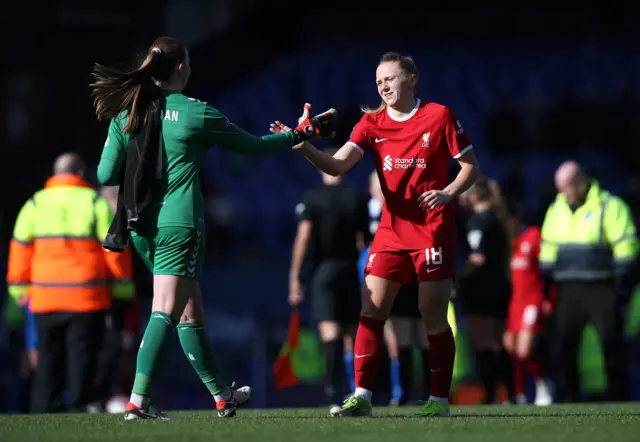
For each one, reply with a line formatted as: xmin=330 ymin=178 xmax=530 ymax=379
xmin=45 ymin=174 xmax=93 ymax=189
xmin=387 ymin=98 xmax=421 ymax=122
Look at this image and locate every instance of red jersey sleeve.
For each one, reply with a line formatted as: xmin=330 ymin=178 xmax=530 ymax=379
xmin=442 ymin=106 xmax=472 ymax=158
xmin=347 ymin=118 xmax=372 ymax=152
xmin=530 ymin=227 xmax=542 ymax=266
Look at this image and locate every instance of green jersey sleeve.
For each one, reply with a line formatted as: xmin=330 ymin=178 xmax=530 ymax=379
xmin=201 ymin=104 xmax=297 ymax=156
xmin=98 ymin=117 xmax=128 ymax=186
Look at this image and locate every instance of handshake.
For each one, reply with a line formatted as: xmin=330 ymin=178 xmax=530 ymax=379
xmin=270 ymin=103 xmax=338 ymax=143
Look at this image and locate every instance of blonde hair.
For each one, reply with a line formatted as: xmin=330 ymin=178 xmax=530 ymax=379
xmin=361 ymin=52 xmax=419 ymax=115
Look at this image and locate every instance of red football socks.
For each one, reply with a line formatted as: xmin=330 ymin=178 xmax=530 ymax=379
xmin=427 ymin=327 xmax=456 ymax=399
xmin=525 ymin=357 xmax=542 ymax=380
xmin=513 ymin=356 xmax=525 ymax=395
xmin=353 ymin=316 xmax=385 ymax=391
xmin=514 ymin=355 xmax=543 ymax=395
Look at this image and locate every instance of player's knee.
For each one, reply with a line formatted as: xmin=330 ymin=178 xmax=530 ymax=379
xmin=515 ymin=340 xmax=531 ymax=360
xmin=318 ymin=321 xmax=341 ymax=342
xmin=420 ymin=311 xmax=449 ymax=334
xmin=389 ymin=318 xmax=414 ymax=347
xmin=152 ymin=276 xmax=192 ymax=319
xmin=503 ymin=332 xmax=515 ymax=354
xmin=418 ymin=289 xmax=449 ymax=333
xmin=360 ymin=305 xmax=389 ymax=320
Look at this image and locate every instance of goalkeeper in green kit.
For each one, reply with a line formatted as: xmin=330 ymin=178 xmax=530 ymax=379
xmin=90 ymin=36 xmax=337 ymax=420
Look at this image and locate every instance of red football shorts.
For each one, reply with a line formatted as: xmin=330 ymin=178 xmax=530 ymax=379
xmin=506 ymin=300 xmax=543 ymax=333
xmin=364 ymin=242 xmax=455 ymax=283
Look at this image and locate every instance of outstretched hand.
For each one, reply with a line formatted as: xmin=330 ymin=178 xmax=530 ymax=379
xmin=269 ymin=103 xmax=310 ymax=135
xmin=269 ymin=121 xmax=292 ymax=134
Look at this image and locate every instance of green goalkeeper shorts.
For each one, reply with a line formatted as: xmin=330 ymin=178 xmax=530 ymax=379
xmin=131 ymin=227 xmax=205 ymax=279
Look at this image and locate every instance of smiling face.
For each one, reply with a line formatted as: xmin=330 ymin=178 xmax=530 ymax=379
xmin=376 ymin=61 xmax=416 ymax=109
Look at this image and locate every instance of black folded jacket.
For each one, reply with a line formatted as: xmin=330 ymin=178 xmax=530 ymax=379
xmin=103 ymin=108 xmax=164 ymax=252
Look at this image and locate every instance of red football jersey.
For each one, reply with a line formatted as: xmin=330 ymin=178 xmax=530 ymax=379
xmin=348 ymin=99 xmax=473 ymax=250
xmin=510 ymin=226 xmax=545 ymax=304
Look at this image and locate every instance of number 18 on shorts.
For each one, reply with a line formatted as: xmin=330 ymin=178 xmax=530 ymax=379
xmin=365 ymin=245 xmax=454 ymax=283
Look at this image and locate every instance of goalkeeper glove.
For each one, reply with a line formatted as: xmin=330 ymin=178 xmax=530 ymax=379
xmin=293 ymin=105 xmax=338 ymax=142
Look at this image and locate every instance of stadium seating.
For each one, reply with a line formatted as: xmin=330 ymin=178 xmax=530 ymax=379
xmin=205 ymin=42 xmax=639 ymax=256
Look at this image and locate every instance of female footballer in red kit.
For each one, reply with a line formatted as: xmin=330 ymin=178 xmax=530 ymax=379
xmin=270 ymin=52 xmax=480 ymax=417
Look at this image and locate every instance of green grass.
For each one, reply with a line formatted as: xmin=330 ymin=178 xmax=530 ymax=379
xmin=2 ymin=404 xmax=640 ymax=442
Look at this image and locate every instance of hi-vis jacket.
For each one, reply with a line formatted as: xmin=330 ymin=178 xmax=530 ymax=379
xmin=6 ymin=174 xmax=135 ymax=314
xmin=539 ymin=180 xmax=638 ymax=282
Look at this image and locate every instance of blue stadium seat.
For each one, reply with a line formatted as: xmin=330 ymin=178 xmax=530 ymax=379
xmin=204 ymin=42 xmax=638 ymax=254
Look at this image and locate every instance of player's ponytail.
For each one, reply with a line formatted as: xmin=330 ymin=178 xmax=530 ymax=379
xmin=361 ymin=52 xmax=419 ymax=115
xmin=90 ymin=37 xmax=186 ymax=134
xmin=487 ymin=179 xmax=512 ymax=236
xmin=486 ymin=178 xmax=515 ymax=269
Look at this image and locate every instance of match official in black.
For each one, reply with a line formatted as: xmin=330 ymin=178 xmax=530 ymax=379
xmin=457 ymin=177 xmax=514 ymax=404
xmin=289 ymin=147 xmax=370 ymax=405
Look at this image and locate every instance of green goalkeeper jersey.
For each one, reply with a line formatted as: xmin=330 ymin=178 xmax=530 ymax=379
xmin=97 ymin=91 xmax=297 ymax=230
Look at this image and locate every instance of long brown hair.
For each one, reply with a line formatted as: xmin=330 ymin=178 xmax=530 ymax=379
xmin=362 ymin=52 xmax=419 ymax=115
xmin=90 ymin=37 xmax=187 ymax=134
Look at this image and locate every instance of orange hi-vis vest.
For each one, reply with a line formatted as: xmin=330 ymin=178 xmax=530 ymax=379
xmin=6 ymin=174 xmax=135 ymax=314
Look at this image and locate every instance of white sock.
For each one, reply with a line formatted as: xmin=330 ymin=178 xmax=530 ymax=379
xmin=130 ymin=393 xmax=147 ymax=408
xmin=213 ymin=388 xmax=231 ymax=402
xmin=354 ymin=388 xmax=372 ymax=402
xmin=428 ymin=395 xmax=449 ymax=405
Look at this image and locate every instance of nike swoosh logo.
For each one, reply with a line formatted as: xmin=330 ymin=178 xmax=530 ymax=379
xmin=354 ymin=354 xmax=373 ymax=359
xmin=375 ymin=138 xmax=388 ymax=143
xmin=430 ymin=368 xmax=444 ymax=373
xmin=426 ymin=267 xmax=440 ymax=273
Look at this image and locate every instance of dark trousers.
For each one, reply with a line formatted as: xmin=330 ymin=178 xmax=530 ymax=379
xmin=554 ymin=281 xmax=626 ymax=402
xmin=94 ymin=300 xmax=131 ymax=404
xmin=31 ymin=310 xmax=106 ymax=413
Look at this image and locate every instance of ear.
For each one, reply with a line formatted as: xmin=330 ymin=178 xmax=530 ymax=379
xmin=408 ymin=73 xmax=418 ymax=89
xmin=177 ymin=63 xmax=184 ymax=74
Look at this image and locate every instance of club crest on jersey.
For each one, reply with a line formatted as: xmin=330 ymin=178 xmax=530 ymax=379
xmin=421 ymin=132 xmax=430 ymax=148
xmin=367 ymin=253 xmax=376 ymax=268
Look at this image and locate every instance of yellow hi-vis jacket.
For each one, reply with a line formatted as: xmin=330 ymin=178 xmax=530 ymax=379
xmin=6 ymin=174 xmax=135 ymax=313
xmin=539 ymin=180 xmax=638 ymax=282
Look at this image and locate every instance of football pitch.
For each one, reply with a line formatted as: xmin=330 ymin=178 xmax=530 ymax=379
xmin=2 ymin=404 xmax=640 ymax=442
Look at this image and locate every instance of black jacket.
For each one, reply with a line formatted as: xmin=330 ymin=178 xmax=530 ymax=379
xmin=103 ymin=110 xmax=164 ymax=252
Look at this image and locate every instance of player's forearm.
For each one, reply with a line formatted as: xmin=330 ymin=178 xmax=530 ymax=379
xmin=444 ymin=162 xmax=480 ymax=197
xmin=290 ymin=236 xmax=308 ymax=278
xmin=297 ymin=142 xmax=345 ymax=176
xmin=219 ymin=130 xmax=297 ymax=157
xmin=97 ymin=157 xmax=122 ymax=186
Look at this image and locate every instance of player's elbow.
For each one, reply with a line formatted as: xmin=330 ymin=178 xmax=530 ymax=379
xmin=329 ymin=158 xmax=352 ymax=177
xmin=97 ymin=160 xmax=120 ymax=186
xmin=315 ymin=162 xmax=344 ymax=177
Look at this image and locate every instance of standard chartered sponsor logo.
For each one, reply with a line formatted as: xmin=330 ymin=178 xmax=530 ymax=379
xmin=383 ymin=155 xmax=426 ymax=171
xmin=383 ymin=155 xmax=393 ymax=171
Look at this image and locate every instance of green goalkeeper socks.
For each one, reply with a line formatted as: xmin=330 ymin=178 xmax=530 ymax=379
xmin=177 ymin=322 xmax=228 ymax=397
xmin=131 ymin=311 xmax=176 ymax=397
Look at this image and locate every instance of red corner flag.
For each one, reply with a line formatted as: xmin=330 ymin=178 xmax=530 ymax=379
xmin=273 ymin=310 xmax=301 ymax=389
